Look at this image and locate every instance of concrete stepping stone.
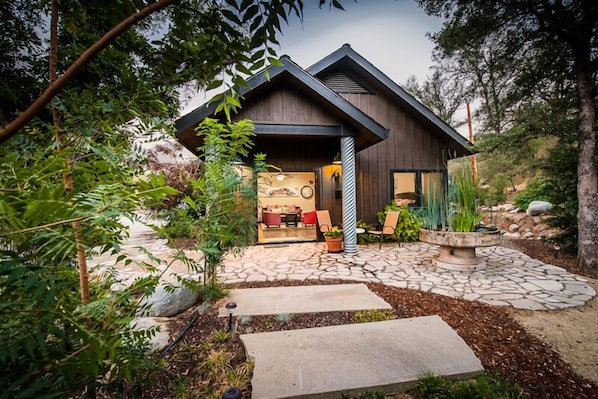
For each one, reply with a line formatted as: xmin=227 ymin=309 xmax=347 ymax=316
xmin=241 ymin=315 xmax=483 ymax=398
xmin=218 ymin=284 xmax=392 ymax=317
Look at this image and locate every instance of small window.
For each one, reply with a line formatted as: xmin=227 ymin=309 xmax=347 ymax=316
xmin=392 ymin=170 xmax=445 ymax=207
xmin=422 ymin=172 xmax=444 ymax=206
xmin=393 ymin=172 xmax=417 ymax=206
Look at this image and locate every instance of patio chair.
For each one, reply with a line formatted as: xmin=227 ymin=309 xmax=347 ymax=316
xmin=316 ymin=210 xmax=336 ymax=240
xmin=369 ymin=210 xmax=401 ymax=249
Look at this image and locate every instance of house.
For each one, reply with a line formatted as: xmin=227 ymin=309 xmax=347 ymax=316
xmin=175 ymin=44 xmax=472 ymax=252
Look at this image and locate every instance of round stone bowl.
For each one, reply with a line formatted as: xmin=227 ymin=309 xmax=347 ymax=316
xmin=419 ymin=228 xmax=503 ymax=271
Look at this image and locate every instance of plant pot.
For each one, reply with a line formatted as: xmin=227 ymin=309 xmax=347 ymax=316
xmin=325 ymin=236 xmax=343 ymax=253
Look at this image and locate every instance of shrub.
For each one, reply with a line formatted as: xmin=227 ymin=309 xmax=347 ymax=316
xmin=513 ymin=175 xmax=551 ymax=210
xmin=412 ymin=372 xmax=521 ymax=398
xmin=352 ymin=309 xmax=396 ymax=323
xmin=357 ymin=220 xmax=377 ymax=244
xmin=376 ymin=203 xmax=422 ymax=242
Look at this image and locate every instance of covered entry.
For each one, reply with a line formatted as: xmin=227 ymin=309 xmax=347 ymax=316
xmin=257 ymin=171 xmax=318 ymax=244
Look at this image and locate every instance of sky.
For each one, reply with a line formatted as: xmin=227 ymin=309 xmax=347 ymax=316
xmin=277 ymin=0 xmax=443 ymax=85
xmin=179 ymin=0 xmax=464 ymax=132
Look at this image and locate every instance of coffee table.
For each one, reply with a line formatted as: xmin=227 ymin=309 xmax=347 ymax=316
xmin=284 ymin=213 xmax=299 ymax=227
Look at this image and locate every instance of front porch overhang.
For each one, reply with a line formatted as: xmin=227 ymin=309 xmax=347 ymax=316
xmin=175 ymin=56 xmax=389 ymax=155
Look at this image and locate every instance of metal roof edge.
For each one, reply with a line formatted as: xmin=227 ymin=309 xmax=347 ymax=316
xmin=308 ymin=44 xmax=473 ymax=154
xmin=175 ymin=54 xmax=389 ymax=142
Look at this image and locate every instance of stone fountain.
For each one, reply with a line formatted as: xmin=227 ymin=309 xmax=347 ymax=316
xmin=419 ymin=228 xmax=503 ymax=271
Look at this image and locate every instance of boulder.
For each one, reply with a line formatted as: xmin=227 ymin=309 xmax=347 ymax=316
xmin=140 ymin=282 xmax=200 ymax=317
xmin=526 ymin=200 xmax=552 ymax=216
xmin=132 ymin=317 xmax=171 ymax=351
xmin=508 ymin=224 xmax=519 ymax=233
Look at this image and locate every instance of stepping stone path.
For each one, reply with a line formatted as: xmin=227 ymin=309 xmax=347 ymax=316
xmin=217 ymin=284 xmax=392 ymax=317
xmin=223 ymin=284 xmax=483 ymax=398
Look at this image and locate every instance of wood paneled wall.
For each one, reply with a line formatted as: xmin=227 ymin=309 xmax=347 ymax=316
xmin=341 ymin=93 xmax=449 ymax=225
xmin=235 ymin=83 xmax=339 ymax=126
xmin=230 ymin=79 xmax=453 ymax=227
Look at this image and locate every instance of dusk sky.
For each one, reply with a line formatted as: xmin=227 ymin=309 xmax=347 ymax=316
xmin=180 ymin=0 xmax=444 ymax=111
xmin=278 ymin=0 xmax=443 ymax=84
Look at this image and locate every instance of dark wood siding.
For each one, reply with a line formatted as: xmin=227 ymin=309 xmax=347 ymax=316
xmin=233 ymin=83 xmax=349 ymax=224
xmin=234 ymin=84 xmax=339 ymax=126
xmin=341 ymin=92 xmax=450 ymax=224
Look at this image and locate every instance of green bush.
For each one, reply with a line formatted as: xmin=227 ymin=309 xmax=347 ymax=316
xmin=352 ymin=309 xmax=396 ymax=323
xmin=376 ymin=203 xmax=422 ymax=242
xmin=412 ymin=372 xmax=521 ymax=398
xmin=357 ymin=220 xmax=377 ymax=245
xmin=159 ymin=206 xmax=201 ymax=240
xmin=513 ymin=175 xmax=551 ymax=210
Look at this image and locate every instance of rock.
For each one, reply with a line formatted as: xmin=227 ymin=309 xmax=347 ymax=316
xmin=132 ymin=317 xmax=171 ymax=351
xmin=140 ymin=282 xmax=201 ymax=317
xmin=526 ymin=200 xmax=552 ymax=216
xmin=524 ymin=232 xmax=535 ymax=239
xmin=508 ymin=224 xmax=519 ymax=233
xmin=503 ymin=232 xmax=521 ymax=238
xmin=501 ymin=203 xmax=515 ymax=212
xmin=533 ymin=223 xmax=551 ymax=234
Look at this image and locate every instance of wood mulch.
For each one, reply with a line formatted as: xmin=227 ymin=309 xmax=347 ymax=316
xmin=141 ymin=239 xmax=598 ymax=399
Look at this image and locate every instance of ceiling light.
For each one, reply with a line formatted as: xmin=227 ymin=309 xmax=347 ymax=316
xmin=332 ymin=152 xmax=342 ymax=164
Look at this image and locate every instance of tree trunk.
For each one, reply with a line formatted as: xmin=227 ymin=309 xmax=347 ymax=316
xmin=575 ymin=67 xmax=598 ymax=269
xmin=50 ymin=0 xmax=91 ymax=302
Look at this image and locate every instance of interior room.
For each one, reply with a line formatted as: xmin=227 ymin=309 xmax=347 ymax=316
xmin=257 ymin=171 xmax=317 ymax=244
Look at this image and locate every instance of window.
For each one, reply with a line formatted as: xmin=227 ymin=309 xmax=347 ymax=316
xmin=393 ymin=172 xmax=416 ymax=206
xmin=392 ymin=170 xmax=445 ymax=207
xmin=421 ymin=171 xmax=444 ymax=207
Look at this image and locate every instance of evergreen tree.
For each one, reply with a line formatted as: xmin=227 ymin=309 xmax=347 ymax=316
xmin=419 ymin=0 xmax=598 ymax=269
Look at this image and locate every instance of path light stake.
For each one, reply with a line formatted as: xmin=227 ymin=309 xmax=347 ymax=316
xmin=554 ymin=244 xmax=561 ymax=258
xmin=222 ymin=387 xmax=242 ymax=399
xmin=226 ymin=302 xmax=237 ymax=332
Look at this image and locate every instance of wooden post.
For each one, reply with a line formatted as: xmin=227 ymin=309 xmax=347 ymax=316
xmin=466 ymin=103 xmax=478 ymax=180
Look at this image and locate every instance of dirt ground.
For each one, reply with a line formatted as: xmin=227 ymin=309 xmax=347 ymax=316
xmin=509 ymin=277 xmax=598 ymax=384
xmin=501 ymin=238 xmax=598 ymax=385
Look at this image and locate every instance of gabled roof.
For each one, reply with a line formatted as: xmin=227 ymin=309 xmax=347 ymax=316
xmin=308 ymin=44 xmax=473 ymax=155
xmin=175 ymin=56 xmax=390 ymax=154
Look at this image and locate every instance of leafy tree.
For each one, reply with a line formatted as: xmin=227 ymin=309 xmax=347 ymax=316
xmin=418 ymin=0 xmax=598 ymax=269
xmin=191 ymin=118 xmax=265 ymax=285
xmin=0 ymin=0 xmax=345 ymax=142
xmin=1 ymin=0 xmax=346 ymax=396
xmin=403 ymin=64 xmax=469 ymax=128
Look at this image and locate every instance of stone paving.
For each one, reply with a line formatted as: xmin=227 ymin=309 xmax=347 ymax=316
xmin=221 ymin=242 xmax=596 ymax=311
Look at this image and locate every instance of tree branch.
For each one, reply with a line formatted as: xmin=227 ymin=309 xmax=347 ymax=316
xmin=0 ymin=216 xmax=90 ymax=238
xmin=0 ymin=0 xmax=180 ymax=145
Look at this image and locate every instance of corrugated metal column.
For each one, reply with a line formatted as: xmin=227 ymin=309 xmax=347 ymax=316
xmin=341 ymin=136 xmax=357 ymax=253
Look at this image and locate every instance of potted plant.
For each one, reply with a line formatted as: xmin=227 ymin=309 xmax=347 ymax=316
xmin=419 ymin=165 xmax=502 ymax=271
xmin=324 ymin=226 xmax=343 ymax=253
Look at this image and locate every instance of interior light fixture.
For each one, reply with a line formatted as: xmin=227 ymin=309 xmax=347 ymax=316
xmin=332 ymin=152 xmax=342 ymax=165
